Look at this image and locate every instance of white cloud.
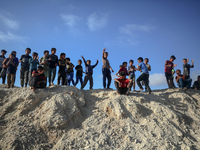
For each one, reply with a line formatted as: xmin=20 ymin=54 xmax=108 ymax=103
xmin=119 ymin=24 xmax=154 ymax=35
xmin=0 ymin=31 xmax=28 ymax=43
xmin=0 ymin=14 xmax=19 ymax=30
xmin=87 ymin=13 xmax=107 ymax=31
xmin=60 ymin=14 xmax=80 ymax=27
xmin=149 ymin=73 xmax=166 ymax=86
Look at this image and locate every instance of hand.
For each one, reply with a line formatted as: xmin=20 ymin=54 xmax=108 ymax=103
xmin=137 ymin=65 xmax=139 ymax=68
xmin=118 ymin=83 xmax=121 ymax=87
xmin=187 ymin=59 xmax=189 ymax=63
xmin=49 ymin=58 xmax=52 ymax=60
xmin=112 ymin=70 xmax=114 ymax=73
xmin=192 ymin=59 xmax=194 ymax=63
xmin=174 ymin=64 xmax=177 ymax=67
xmin=81 ymin=56 xmax=84 ymax=59
xmin=37 ymin=57 xmax=39 ymax=60
xmin=103 ymin=48 xmax=106 ymax=52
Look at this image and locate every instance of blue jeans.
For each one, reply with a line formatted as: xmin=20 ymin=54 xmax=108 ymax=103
xmin=49 ymin=67 xmax=56 ymax=84
xmin=178 ymin=78 xmax=192 ymax=88
xmin=67 ymin=72 xmax=75 ymax=86
xmin=102 ymin=68 xmax=112 ymax=88
xmin=75 ymin=76 xmax=83 ymax=85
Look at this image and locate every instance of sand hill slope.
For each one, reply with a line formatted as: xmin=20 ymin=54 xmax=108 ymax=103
xmin=0 ymin=85 xmax=200 ymax=150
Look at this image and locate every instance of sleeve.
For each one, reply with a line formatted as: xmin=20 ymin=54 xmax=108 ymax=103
xmin=29 ymin=58 xmax=33 ymax=63
xmin=92 ymin=61 xmax=99 ymax=68
xmin=75 ymin=65 xmax=78 ymax=70
xmin=20 ymin=55 xmax=23 ymax=61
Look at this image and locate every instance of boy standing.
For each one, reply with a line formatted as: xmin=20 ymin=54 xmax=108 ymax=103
xmin=40 ymin=50 xmax=49 ymax=82
xmin=4 ymin=54 xmax=17 ymax=88
xmin=29 ymin=52 xmax=39 ymax=79
xmin=102 ymin=48 xmax=114 ymax=89
xmin=57 ymin=53 xmax=67 ymax=85
xmin=164 ymin=55 xmax=177 ymax=88
xmin=136 ymin=57 xmax=151 ymax=94
xmin=48 ymin=48 xmax=58 ymax=86
xmin=19 ymin=48 xmax=32 ymax=87
xmin=0 ymin=49 xmax=7 ymax=84
xmin=74 ymin=59 xmax=84 ymax=87
xmin=81 ymin=56 xmax=98 ymax=90
xmin=128 ymin=59 xmax=136 ymax=91
xmin=183 ymin=58 xmax=194 ymax=80
xmin=66 ymin=57 xmax=75 ymax=86
xmin=114 ymin=71 xmax=132 ymax=95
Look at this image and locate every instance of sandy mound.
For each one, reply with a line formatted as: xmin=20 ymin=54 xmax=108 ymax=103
xmin=0 ymin=85 xmax=200 ymax=150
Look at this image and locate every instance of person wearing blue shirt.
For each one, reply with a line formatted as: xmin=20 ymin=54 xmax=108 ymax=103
xmin=136 ymin=57 xmax=151 ymax=94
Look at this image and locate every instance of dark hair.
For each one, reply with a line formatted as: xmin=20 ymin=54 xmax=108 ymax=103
xmin=44 ymin=50 xmax=49 ymax=54
xmin=26 ymin=48 xmax=31 ymax=52
xmin=122 ymin=62 xmax=127 ymax=65
xmin=66 ymin=57 xmax=70 ymax=61
xmin=51 ymin=48 xmax=56 ymax=52
xmin=60 ymin=53 xmax=66 ymax=57
xmin=11 ymin=53 xmax=15 ymax=57
xmin=129 ymin=60 xmax=134 ymax=63
xmin=78 ymin=59 xmax=82 ymax=63
xmin=38 ymin=66 xmax=44 ymax=70
xmin=104 ymin=52 xmax=108 ymax=54
xmin=198 ymin=76 xmax=200 ymax=79
xmin=11 ymin=51 xmax=16 ymax=54
xmin=87 ymin=60 xmax=91 ymax=63
xmin=1 ymin=49 xmax=7 ymax=53
xmin=145 ymin=58 xmax=149 ymax=61
xmin=183 ymin=58 xmax=187 ymax=61
xmin=119 ymin=71 xmax=126 ymax=76
xmin=170 ymin=55 xmax=176 ymax=60
xmin=137 ymin=57 xmax=143 ymax=62
xmin=176 ymin=69 xmax=181 ymax=72
xmin=32 ymin=52 xmax=38 ymax=56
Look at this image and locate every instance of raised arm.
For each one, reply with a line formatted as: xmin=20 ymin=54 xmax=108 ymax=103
xmin=92 ymin=59 xmax=99 ymax=68
xmin=102 ymin=48 xmax=106 ymax=59
xmin=81 ymin=56 xmax=87 ymax=65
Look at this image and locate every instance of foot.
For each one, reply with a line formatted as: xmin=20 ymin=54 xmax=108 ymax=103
xmin=25 ymin=83 xmax=27 ymax=87
xmin=148 ymin=91 xmax=152 ymax=94
xmin=137 ymin=89 xmax=143 ymax=92
xmin=51 ymin=83 xmax=54 ymax=86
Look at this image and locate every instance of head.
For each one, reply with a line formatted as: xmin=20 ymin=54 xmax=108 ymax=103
xmin=103 ymin=52 xmax=108 ymax=58
xmin=198 ymin=76 xmax=200 ymax=82
xmin=144 ymin=58 xmax=149 ymax=64
xmin=51 ymin=48 xmax=56 ymax=54
xmin=11 ymin=51 xmax=16 ymax=57
xmin=32 ymin=52 xmax=38 ymax=58
xmin=37 ymin=66 xmax=44 ymax=71
xmin=122 ymin=62 xmax=127 ymax=67
xmin=78 ymin=59 xmax=82 ymax=65
xmin=1 ymin=49 xmax=7 ymax=56
xmin=119 ymin=71 xmax=126 ymax=80
xmin=129 ymin=60 xmax=134 ymax=65
xmin=66 ymin=57 xmax=70 ymax=63
xmin=9 ymin=53 xmax=15 ymax=59
xmin=176 ymin=69 xmax=181 ymax=75
xmin=183 ymin=58 xmax=187 ymax=64
xmin=86 ymin=60 xmax=91 ymax=65
xmin=25 ymin=48 xmax=31 ymax=55
xmin=137 ymin=57 xmax=143 ymax=63
xmin=60 ymin=53 xmax=66 ymax=59
xmin=170 ymin=55 xmax=176 ymax=62
xmin=44 ymin=50 xmax=49 ymax=56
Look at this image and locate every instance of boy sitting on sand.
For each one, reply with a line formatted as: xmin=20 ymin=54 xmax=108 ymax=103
xmin=114 ymin=71 xmax=132 ymax=95
xmin=29 ymin=66 xmax=46 ymax=92
xmin=175 ymin=69 xmax=192 ymax=89
xmin=81 ymin=56 xmax=98 ymax=90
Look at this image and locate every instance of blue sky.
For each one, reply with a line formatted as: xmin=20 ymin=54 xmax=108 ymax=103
xmin=0 ymin=0 xmax=200 ymax=90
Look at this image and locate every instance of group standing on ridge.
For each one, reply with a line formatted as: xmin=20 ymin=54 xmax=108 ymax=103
xmin=0 ymin=48 xmax=199 ymax=93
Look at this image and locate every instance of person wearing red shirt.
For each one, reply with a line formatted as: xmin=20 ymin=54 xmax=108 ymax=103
xmin=114 ymin=71 xmax=132 ymax=95
xmin=116 ymin=62 xmax=129 ymax=77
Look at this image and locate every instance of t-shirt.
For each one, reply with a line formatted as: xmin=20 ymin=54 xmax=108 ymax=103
xmin=139 ymin=62 xmax=148 ymax=74
xmin=29 ymin=58 xmax=39 ymax=70
xmin=66 ymin=63 xmax=74 ymax=74
xmin=47 ymin=54 xmax=58 ymax=68
xmin=117 ymin=78 xmax=130 ymax=88
xmin=102 ymin=58 xmax=111 ymax=69
xmin=32 ymin=70 xmax=46 ymax=81
xmin=128 ymin=65 xmax=135 ymax=77
xmin=183 ymin=63 xmax=194 ymax=78
xmin=58 ymin=59 xmax=67 ymax=72
xmin=75 ymin=65 xmax=83 ymax=76
xmin=20 ymin=55 xmax=32 ymax=70
xmin=6 ymin=58 xmax=17 ymax=74
xmin=83 ymin=59 xmax=98 ymax=75
xmin=118 ymin=66 xmax=129 ymax=75
xmin=193 ymin=81 xmax=200 ymax=90
xmin=165 ymin=60 xmax=173 ymax=74
xmin=175 ymin=74 xmax=185 ymax=81
xmin=40 ymin=57 xmax=49 ymax=71
xmin=0 ymin=55 xmax=6 ymax=68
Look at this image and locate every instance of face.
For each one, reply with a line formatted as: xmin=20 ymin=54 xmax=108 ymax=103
xmin=120 ymin=75 xmax=126 ymax=80
xmin=25 ymin=50 xmax=31 ymax=55
xmin=9 ymin=55 xmax=14 ymax=59
xmin=144 ymin=59 xmax=149 ymax=64
xmin=170 ymin=58 xmax=174 ymax=62
xmin=78 ymin=61 xmax=82 ymax=65
xmin=61 ymin=55 xmax=65 ymax=59
xmin=87 ymin=61 xmax=91 ymax=65
xmin=198 ymin=77 xmax=200 ymax=82
xmin=44 ymin=52 xmax=49 ymax=56
xmin=137 ymin=60 xmax=141 ymax=63
xmin=51 ymin=50 xmax=56 ymax=54
xmin=176 ymin=70 xmax=181 ymax=75
xmin=1 ymin=52 xmax=6 ymax=56
xmin=104 ymin=53 xmax=108 ymax=58
xmin=129 ymin=62 xmax=133 ymax=65
xmin=183 ymin=60 xmax=187 ymax=64
xmin=124 ymin=63 xmax=127 ymax=67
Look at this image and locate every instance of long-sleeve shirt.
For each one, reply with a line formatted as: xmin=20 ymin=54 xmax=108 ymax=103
xmin=0 ymin=55 xmax=6 ymax=68
xmin=83 ymin=59 xmax=98 ymax=75
xmin=29 ymin=58 xmax=39 ymax=70
xmin=47 ymin=54 xmax=58 ymax=68
xmin=183 ymin=63 xmax=194 ymax=78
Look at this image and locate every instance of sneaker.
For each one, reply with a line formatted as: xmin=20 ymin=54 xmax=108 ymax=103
xmin=25 ymin=83 xmax=27 ymax=87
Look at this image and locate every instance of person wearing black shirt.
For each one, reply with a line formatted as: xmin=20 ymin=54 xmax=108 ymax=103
xmin=0 ymin=49 xmax=7 ymax=84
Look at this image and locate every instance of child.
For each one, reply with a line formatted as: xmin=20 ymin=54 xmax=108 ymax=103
xmin=4 ymin=54 xmax=17 ymax=88
xmin=128 ymin=59 xmax=136 ymax=91
xmin=114 ymin=71 xmax=132 ymax=95
xmin=57 ymin=53 xmax=67 ymax=85
xmin=48 ymin=48 xmax=58 ymax=86
xmin=116 ymin=62 xmax=129 ymax=77
xmin=192 ymin=76 xmax=200 ymax=90
xmin=74 ymin=59 xmax=84 ymax=87
xmin=81 ymin=56 xmax=98 ymax=90
xmin=11 ymin=51 xmax=19 ymax=84
xmin=0 ymin=49 xmax=7 ymax=84
xmin=164 ymin=55 xmax=177 ymax=88
xmin=29 ymin=66 xmax=46 ymax=92
xmin=66 ymin=57 xmax=75 ymax=86
xmin=183 ymin=58 xmax=194 ymax=80
xmin=29 ymin=52 xmax=39 ymax=79
xmin=175 ymin=69 xmax=192 ymax=89
xmin=102 ymin=48 xmax=114 ymax=89
xmin=136 ymin=57 xmax=151 ymax=94
xmin=40 ymin=50 xmax=49 ymax=83
xmin=143 ymin=58 xmax=151 ymax=91
xmin=19 ymin=48 xmax=32 ymax=87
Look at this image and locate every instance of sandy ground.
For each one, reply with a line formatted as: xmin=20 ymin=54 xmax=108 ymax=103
xmin=0 ymin=85 xmax=200 ymax=150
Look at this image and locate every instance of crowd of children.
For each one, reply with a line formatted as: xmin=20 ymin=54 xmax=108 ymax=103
xmin=0 ymin=48 xmax=199 ymax=94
